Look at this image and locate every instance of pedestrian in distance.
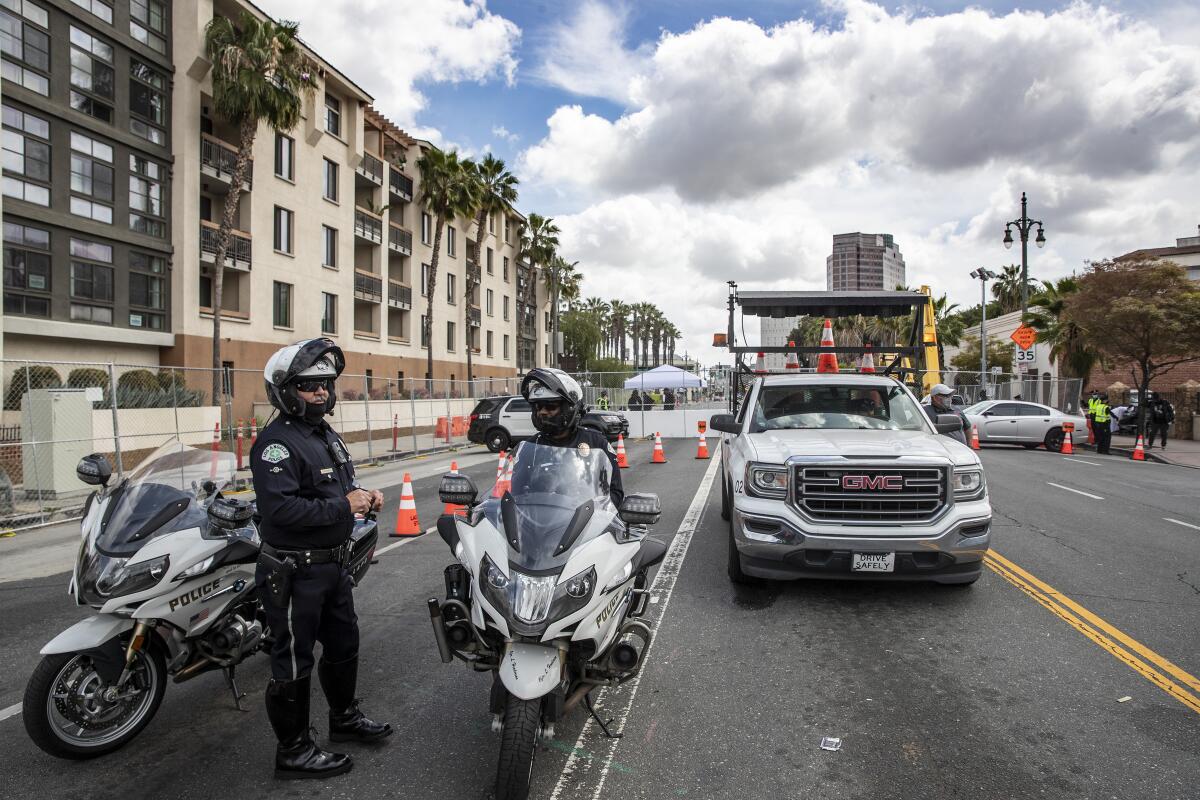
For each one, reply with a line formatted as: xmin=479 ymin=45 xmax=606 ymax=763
xmin=924 ymin=383 xmax=969 ymax=446
xmin=1093 ymin=393 xmax=1113 ymax=455
xmin=251 ymin=338 xmax=392 ymax=780
xmin=1146 ymin=392 xmax=1175 ymax=450
xmin=663 ymin=388 xmax=676 ymax=410
xmin=597 ymin=390 xmax=610 ymax=411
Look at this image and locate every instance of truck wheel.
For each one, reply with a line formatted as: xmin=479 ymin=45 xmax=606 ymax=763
xmin=1044 ymin=427 xmax=1065 ymax=452
xmin=494 ymin=696 xmax=540 ymax=800
xmin=727 ymin=512 xmax=761 ymax=585
xmin=720 ymin=472 xmax=731 ymax=521
xmin=486 ymin=428 xmax=511 ymax=453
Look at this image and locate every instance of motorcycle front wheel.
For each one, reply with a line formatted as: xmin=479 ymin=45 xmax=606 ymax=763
xmin=495 ymin=696 xmax=541 ymax=800
xmin=24 ymin=646 xmax=167 ymax=759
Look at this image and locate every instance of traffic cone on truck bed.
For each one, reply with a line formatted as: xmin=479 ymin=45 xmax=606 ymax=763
xmin=816 ymin=319 xmax=840 ymax=374
xmin=392 ymin=473 xmax=422 ymax=537
xmin=785 ymin=341 xmax=800 ymax=371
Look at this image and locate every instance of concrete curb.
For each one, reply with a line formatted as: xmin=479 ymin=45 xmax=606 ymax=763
xmin=1076 ymin=443 xmax=1195 ymax=468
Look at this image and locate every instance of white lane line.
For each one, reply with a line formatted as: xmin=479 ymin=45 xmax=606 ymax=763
xmin=0 ymin=702 xmax=21 ymax=723
xmin=550 ymin=455 xmax=722 ymax=800
xmin=1063 ymin=457 xmax=1104 ymax=466
xmin=374 ymin=527 xmax=436 ymax=556
xmin=1047 ymin=482 xmax=1104 ymax=500
xmin=1164 ymin=518 xmax=1200 ymax=532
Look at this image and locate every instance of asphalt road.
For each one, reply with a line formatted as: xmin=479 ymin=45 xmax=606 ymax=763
xmin=0 ymin=439 xmax=1197 ymax=799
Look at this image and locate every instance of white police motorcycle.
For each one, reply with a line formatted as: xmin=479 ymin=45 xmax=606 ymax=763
xmin=429 ymin=441 xmax=666 ymax=800
xmin=23 ymin=439 xmax=378 ymax=759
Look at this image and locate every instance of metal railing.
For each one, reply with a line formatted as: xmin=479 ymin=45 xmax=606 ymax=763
xmin=388 ymin=281 xmax=412 ymax=308
xmin=389 ymin=167 xmax=413 ymax=201
xmin=199 ymin=221 xmax=251 ymax=270
xmin=354 ymin=271 xmax=383 ymax=301
xmin=468 ymin=307 xmax=481 ymax=327
xmin=388 ymin=224 xmax=412 ymax=255
xmin=199 ymin=134 xmax=252 ymax=188
xmin=466 ymin=263 xmax=481 ymax=284
xmin=354 ymin=209 xmax=383 ymax=244
xmin=356 ymin=151 xmax=383 ymax=184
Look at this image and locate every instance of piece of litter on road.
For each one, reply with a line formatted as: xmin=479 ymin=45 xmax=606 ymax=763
xmin=820 ymin=737 xmax=842 ymax=751
xmin=1117 ymin=696 xmax=1132 ymax=703
xmin=650 ymin=595 xmax=660 ymax=604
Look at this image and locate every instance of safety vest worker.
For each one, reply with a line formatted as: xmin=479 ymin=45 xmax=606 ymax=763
xmin=1093 ymin=395 xmax=1112 ymax=455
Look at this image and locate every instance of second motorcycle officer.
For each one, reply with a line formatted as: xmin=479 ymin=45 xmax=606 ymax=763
xmin=251 ymin=338 xmax=392 ymax=780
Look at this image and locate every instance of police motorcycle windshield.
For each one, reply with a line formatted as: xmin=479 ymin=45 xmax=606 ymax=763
xmin=480 ymin=441 xmax=614 ymax=573
xmin=77 ymin=440 xmax=237 ymax=605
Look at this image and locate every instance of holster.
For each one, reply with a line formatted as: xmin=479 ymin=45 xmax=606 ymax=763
xmin=259 ymin=551 xmax=297 ymax=609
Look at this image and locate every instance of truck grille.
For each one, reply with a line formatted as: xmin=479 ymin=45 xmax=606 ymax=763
xmin=794 ymin=466 xmax=945 ymax=523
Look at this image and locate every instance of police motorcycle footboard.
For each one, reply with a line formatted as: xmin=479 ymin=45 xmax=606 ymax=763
xmin=426 ymin=442 xmax=665 ymax=800
xmin=23 ymin=439 xmax=379 ymax=760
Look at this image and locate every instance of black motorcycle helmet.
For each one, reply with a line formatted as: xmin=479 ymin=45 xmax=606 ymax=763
xmin=520 ymin=368 xmax=585 ymax=436
xmin=263 ymin=338 xmax=346 ymax=417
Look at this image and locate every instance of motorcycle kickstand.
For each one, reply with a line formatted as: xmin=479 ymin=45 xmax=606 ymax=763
xmin=223 ymin=666 xmax=248 ymax=712
xmin=584 ymin=692 xmax=622 ymax=739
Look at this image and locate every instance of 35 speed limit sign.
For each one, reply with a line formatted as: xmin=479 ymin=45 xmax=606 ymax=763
xmin=1014 ymin=344 xmax=1037 ymax=365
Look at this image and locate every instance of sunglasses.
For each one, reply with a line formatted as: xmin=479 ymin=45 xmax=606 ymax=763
xmin=294 ymin=379 xmax=334 ymax=393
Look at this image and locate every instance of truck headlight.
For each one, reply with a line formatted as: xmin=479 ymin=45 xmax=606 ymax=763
xmin=953 ymin=469 xmax=986 ymax=501
xmin=747 ymin=464 xmax=788 ymax=498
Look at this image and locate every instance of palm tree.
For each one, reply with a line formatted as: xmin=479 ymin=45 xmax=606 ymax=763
xmin=608 ymin=299 xmax=630 ymax=363
xmin=465 ymin=155 xmax=518 ymax=383
xmin=518 ymin=214 xmax=559 ymax=368
xmin=417 ymin=147 xmax=475 ymax=389
xmin=991 ymin=264 xmax=1030 ymax=315
xmin=1026 ymin=277 xmax=1095 ymax=381
xmin=547 ymin=256 xmax=582 ymax=363
xmin=204 ymin=11 xmax=316 ymax=401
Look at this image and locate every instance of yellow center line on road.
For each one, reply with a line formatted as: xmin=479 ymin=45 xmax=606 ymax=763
xmin=984 ymin=550 xmax=1200 ymax=714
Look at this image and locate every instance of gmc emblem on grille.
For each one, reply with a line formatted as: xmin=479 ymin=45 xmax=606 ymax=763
xmin=842 ymin=475 xmax=904 ymax=491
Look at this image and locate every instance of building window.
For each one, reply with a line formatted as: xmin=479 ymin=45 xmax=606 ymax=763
xmin=4 ymin=221 xmax=51 ymax=316
xmin=69 ymin=26 xmax=114 ymax=100
xmin=446 ymin=321 xmax=455 ymax=352
xmin=321 ymin=292 xmax=336 ymax=334
xmin=486 ymin=330 xmax=493 ymax=357
xmin=2 ymin=105 xmax=51 ymax=206
xmin=70 ymin=260 xmax=113 ymax=302
xmin=503 ymin=256 xmax=509 ymax=282
xmin=70 ymin=303 xmax=112 ymax=324
xmin=446 ymin=225 xmax=456 ymax=257
xmin=273 ymin=281 xmax=292 ymax=328
xmin=324 ymin=93 xmax=341 ymax=136
xmin=322 ymin=225 xmax=337 ymax=268
xmin=503 ymin=295 xmax=510 ymax=320
xmin=273 ymin=206 xmax=293 ymax=254
xmin=69 ymin=132 xmax=113 ymax=224
xmin=488 ymin=213 xmax=495 ymax=234
xmin=129 ymin=59 xmax=166 ymax=144
xmin=274 ymin=133 xmax=293 ymax=180
xmin=486 ymin=288 xmax=494 ymax=316
xmin=421 ymin=213 xmax=431 ymax=245
xmin=446 ymin=272 xmax=456 ymax=304
xmin=0 ymin=1 xmax=50 ymax=95
xmin=420 ymin=314 xmax=429 ymax=347
xmin=323 ymin=158 xmax=338 ymax=201
xmin=69 ymin=90 xmax=113 ymax=123
xmin=129 ymin=0 xmax=166 ymax=54
xmin=71 ymin=0 xmax=112 ymax=23
xmin=129 ymin=252 xmax=165 ymax=330
xmin=504 ymin=216 xmax=511 ymax=243
xmin=421 ymin=263 xmax=429 ymax=297
xmin=503 ymin=334 xmax=510 ymax=359
xmin=129 ymin=154 xmax=165 ymax=237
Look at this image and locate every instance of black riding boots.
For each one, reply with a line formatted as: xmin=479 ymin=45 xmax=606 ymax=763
xmin=265 ymin=676 xmax=353 ymax=779
xmin=317 ymin=656 xmax=394 ymax=743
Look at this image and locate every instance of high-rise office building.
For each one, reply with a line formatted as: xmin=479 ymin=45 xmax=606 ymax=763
xmin=826 ymin=232 xmax=906 ymax=291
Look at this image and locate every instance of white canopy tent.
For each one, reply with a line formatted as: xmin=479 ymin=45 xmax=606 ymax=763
xmin=623 ymin=365 xmax=706 ymax=390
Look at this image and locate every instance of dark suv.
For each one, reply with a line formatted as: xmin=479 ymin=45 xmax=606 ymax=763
xmin=467 ymin=395 xmax=629 ymax=452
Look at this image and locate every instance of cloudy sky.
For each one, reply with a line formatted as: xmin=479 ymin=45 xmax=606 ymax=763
xmin=256 ymin=0 xmax=1200 ymax=366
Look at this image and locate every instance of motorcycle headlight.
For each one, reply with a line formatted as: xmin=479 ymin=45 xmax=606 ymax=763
xmin=511 ymin=572 xmax=557 ymax=625
xmin=603 ymin=561 xmax=633 ymax=593
xmin=96 ymin=554 xmax=170 ymax=598
xmin=173 ymin=555 xmax=215 ymax=581
xmin=953 ymin=469 xmax=986 ymax=501
xmin=563 ymin=566 xmax=596 ymax=599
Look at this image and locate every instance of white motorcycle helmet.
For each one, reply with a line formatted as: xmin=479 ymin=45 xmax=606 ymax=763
xmin=263 ymin=338 xmax=345 ymax=417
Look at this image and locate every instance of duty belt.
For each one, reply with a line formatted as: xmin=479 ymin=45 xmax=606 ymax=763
xmin=261 ymin=541 xmax=350 ymax=567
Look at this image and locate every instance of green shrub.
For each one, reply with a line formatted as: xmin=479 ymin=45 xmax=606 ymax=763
xmin=67 ymin=367 xmax=110 ymax=390
xmin=4 ymin=365 xmax=62 ymax=410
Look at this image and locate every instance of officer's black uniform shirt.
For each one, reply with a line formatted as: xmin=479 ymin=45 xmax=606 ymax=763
xmin=531 ymin=426 xmax=624 ymax=506
xmin=250 ymin=413 xmax=357 ymax=549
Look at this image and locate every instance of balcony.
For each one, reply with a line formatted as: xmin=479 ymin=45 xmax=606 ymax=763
xmin=388 ymin=280 xmax=412 ymax=310
xmin=199 ymin=221 xmax=251 ymax=272
xmin=354 ymin=269 xmax=383 ymax=302
xmin=389 ymin=167 xmax=413 ymax=202
xmin=466 ymin=262 xmax=481 ymax=284
xmin=388 ymin=224 xmax=412 ymax=256
xmin=468 ymin=306 xmax=481 ymax=327
xmin=199 ymin=134 xmax=252 ymax=193
xmin=354 ymin=208 xmax=383 ymax=244
xmin=355 ymin=151 xmax=383 ymax=187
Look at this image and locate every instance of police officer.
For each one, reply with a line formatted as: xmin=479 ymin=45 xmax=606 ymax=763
xmin=522 ymin=368 xmax=623 ymax=506
xmin=251 ymin=338 xmax=392 ymax=780
xmin=1085 ymin=388 xmax=1100 ymax=440
xmin=597 ymin=390 xmax=610 ymax=411
xmin=1093 ymin=392 xmax=1113 ymax=454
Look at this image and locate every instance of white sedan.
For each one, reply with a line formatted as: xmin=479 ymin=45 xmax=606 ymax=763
xmin=963 ymin=400 xmax=1088 ymax=452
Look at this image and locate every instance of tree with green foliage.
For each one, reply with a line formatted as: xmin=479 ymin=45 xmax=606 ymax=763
xmin=4 ymin=365 xmax=62 ymax=410
xmin=204 ymin=11 xmax=317 ymax=402
xmin=950 ymin=336 xmax=1014 ymax=378
xmin=518 ymin=214 xmax=560 ymax=368
xmin=1024 ymin=277 xmax=1096 ymax=382
xmin=465 ymin=155 xmax=518 ymax=383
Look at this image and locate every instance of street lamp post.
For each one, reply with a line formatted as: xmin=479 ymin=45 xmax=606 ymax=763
xmin=970 ymin=268 xmax=999 ymax=397
xmin=1002 ymin=191 xmax=1047 ymax=319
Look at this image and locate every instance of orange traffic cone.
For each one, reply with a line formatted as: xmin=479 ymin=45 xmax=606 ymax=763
xmin=443 ymin=461 xmax=467 ymax=516
xmin=970 ymin=424 xmax=981 ymax=451
xmin=615 ymin=434 xmax=630 ymax=468
xmin=1086 ymin=419 xmax=1095 ymax=445
xmin=785 ymin=341 xmax=800 ymax=370
xmin=860 ymin=344 xmax=876 ymax=373
xmin=651 ymin=432 xmax=667 ymax=464
xmin=1060 ymin=423 xmax=1074 ymax=455
xmin=1131 ymin=434 xmax=1146 ymax=461
xmin=753 ymin=352 xmax=767 ymax=374
xmin=491 ymin=451 xmax=506 ymax=497
xmin=816 ymin=319 xmax=839 ymax=374
xmin=392 ymin=472 xmax=422 ymax=537
xmin=695 ymin=428 xmax=709 ymax=459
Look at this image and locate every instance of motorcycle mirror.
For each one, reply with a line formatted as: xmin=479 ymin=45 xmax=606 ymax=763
xmin=76 ymin=454 xmax=112 ymax=487
xmin=619 ymin=493 xmax=661 ymax=526
xmin=440 ymin=473 xmax=478 ymax=507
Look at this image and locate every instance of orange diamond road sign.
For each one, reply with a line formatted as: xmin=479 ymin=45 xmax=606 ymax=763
xmin=1010 ymin=325 xmax=1037 ymax=350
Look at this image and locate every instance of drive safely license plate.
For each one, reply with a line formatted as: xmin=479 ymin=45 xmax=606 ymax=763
xmin=852 ymin=552 xmax=895 ymax=572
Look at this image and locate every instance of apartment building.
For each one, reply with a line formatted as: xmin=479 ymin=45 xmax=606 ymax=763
xmin=2 ymin=0 xmax=174 ymax=367
xmin=826 ymin=232 xmax=906 ymax=291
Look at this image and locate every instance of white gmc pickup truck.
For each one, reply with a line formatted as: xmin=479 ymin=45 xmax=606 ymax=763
xmin=710 ymin=373 xmax=992 ymax=586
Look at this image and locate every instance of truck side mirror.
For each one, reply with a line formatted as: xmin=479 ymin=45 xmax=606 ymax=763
xmin=439 ymin=474 xmax=478 ymax=507
xmin=709 ymin=414 xmax=740 ymax=434
xmin=936 ymin=414 xmax=965 ymax=435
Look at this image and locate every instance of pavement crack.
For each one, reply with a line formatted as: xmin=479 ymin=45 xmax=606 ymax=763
xmin=992 ymin=505 xmax=1086 ymax=556
xmin=1176 ymin=571 xmax=1200 ymax=596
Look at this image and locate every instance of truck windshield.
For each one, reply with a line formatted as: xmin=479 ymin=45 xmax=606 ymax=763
xmin=751 ymin=384 xmax=928 ymax=432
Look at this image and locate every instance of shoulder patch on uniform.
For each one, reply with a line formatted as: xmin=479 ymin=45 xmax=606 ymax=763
xmin=261 ymin=443 xmax=290 ymax=464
